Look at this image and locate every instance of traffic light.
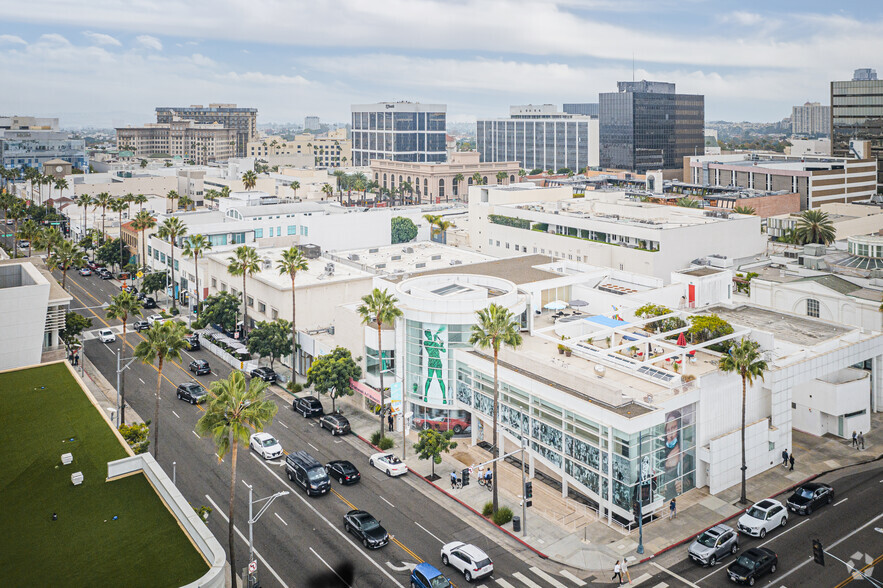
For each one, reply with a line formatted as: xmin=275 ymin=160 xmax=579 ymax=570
xmin=812 ymin=539 xmax=825 ymax=566
xmin=461 ymin=468 xmax=470 ymax=487
xmin=524 ymin=481 xmax=533 ymax=507
xmin=633 ymin=500 xmax=641 ymax=524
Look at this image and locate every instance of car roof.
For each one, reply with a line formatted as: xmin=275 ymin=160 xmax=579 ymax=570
xmin=799 ymin=482 xmax=828 ymax=491
xmin=458 ymin=544 xmax=489 ymax=559
xmin=414 ymin=563 xmax=444 ymax=578
xmin=252 ymin=432 xmax=275 ymax=441
xmin=754 ymin=499 xmax=779 ymax=510
xmin=193 ymin=359 xmax=208 ymax=365
xmin=100 ymin=328 xmax=112 ymax=333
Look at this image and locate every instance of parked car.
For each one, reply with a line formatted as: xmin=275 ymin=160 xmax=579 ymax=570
xmin=188 ymin=359 xmax=211 ymax=376
xmin=319 ymin=413 xmax=351 ymax=436
xmin=369 ymin=452 xmax=408 ymax=477
xmin=146 ymin=314 xmax=164 ymax=325
xmin=293 ymin=395 xmax=324 ymax=418
xmin=120 ymin=283 xmax=137 ymax=294
xmin=727 ymin=547 xmax=778 ymax=585
xmin=413 ymin=415 xmax=471 ymax=434
xmin=86 ymin=261 xmax=99 ymax=271
xmin=326 ymin=460 xmax=360 ymax=485
xmin=133 ymin=319 xmax=150 ymax=332
xmin=250 ymin=366 xmax=277 ymax=382
xmin=185 ymin=334 xmax=200 ymax=351
xmin=17 ymin=240 xmax=29 ymax=249
xmin=98 ymin=328 xmax=116 ymax=343
xmin=98 ymin=269 xmax=113 ymax=280
xmin=441 ymin=541 xmax=494 ymax=582
xmin=285 ymin=451 xmax=330 ymax=496
xmin=787 ymin=482 xmax=834 ymax=515
xmin=176 ymin=382 xmax=207 ymax=404
xmin=141 ymin=297 xmax=157 ymax=309
xmin=343 ymin=510 xmax=388 ymax=549
xmin=249 ymin=432 xmax=283 ymax=460
xmin=410 ymin=563 xmax=451 ymax=588
xmin=136 ymin=291 xmax=146 ymax=301
xmin=688 ymin=524 xmax=739 ymax=567
xmin=78 ymin=267 xmax=92 ymax=276
xmin=737 ymin=499 xmax=787 ymax=538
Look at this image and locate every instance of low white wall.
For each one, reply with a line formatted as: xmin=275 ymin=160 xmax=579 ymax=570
xmin=708 ymin=419 xmax=772 ymax=495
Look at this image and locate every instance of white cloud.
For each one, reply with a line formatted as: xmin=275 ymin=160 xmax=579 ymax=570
xmin=83 ymin=31 xmax=121 ymax=46
xmin=0 ymin=34 xmax=26 ymax=45
xmin=721 ymin=11 xmax=764 ymax=26
xmin=135 ymin=34 xmax=162 ymax=51
xmin=39 ymin=33 xmax=70 ymax=45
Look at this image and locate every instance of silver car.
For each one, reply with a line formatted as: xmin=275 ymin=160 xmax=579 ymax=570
xmin=688 ymin=524 xmax=738 ymax=567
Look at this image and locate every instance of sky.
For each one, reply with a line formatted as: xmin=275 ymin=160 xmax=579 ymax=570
xmin=0 ymin=0 xmax=880 ymax=129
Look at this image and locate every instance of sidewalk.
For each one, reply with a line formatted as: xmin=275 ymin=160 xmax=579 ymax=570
xmin=77 ymin=354 xmax=145 ymax=426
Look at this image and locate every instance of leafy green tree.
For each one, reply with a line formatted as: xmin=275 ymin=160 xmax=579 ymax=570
xmin=157 ymin=217 xmax=187 ymax=310
xmin=357 ymin=288 xmax=402 ymax=438
xmin=60 ymin=311 xmax=92 ymax=351
xmin=306 ymin=346 xmax=362 ymax=413
xmin=413 ymin=428 xmax=458 ymax=479
xmin=16 ymin=219 xmax=41 ymax=257
xmin=96 ymin=238 xmax=131 ymax=272
xmin=196 ymin=371 xmax=277 ymax=581
xmin=687 ymin=314 xmax=734 ymax=343
xmin=391 ymin=216 xmax=418 ymax=244
xmin=106 ymin=290 xmax=141 ymax=347
xmin=36 ymin=226 xmax=64 ymax=260
xmin=469 ymin=303 xmax=523 ymax=513
xmin=796 ymin=209 xmax=835 ymax=245
xmin=119 ymin=422 xmax=150 ymax=454
xmin=141 ymin=271 xmax=168 ymax=297
xmin=719 ymin=338 xmax=768 ymax=505
xmin=197 ymin=291 xmax=241 ymax=331
xmin=277 ymin=247 xmax=309 ymax=368
xmin=246 ymin=320 xmax=292 ymax=370
xmin=226 ymin=245 xmax=261 ymax=335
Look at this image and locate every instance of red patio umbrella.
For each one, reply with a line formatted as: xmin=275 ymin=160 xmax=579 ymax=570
xmin=676 ymin=332 xmax=686 ymax=347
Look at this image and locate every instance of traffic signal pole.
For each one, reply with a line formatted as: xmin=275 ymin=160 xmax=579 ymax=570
xmin=521 ymin=435 xmax=527 ymax=537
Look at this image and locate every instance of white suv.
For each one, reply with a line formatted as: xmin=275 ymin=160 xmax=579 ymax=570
xmin=98 ymin=329 xmax=116 ymax=343
xmin=737 ymin=499 xmax=787 ymax=538
xmin=441 ymin=541 xmax=493 ymax=582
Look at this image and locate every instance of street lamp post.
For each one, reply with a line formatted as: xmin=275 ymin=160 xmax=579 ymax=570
xmin=244 ymin=483 xmax=289 ymax=588
xmin=115 ymin=348 xmax=137 ymax=427
xmin=637 ymin=430 xmax=645 ymax=555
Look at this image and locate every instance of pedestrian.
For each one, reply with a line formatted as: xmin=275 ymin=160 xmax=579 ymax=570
xmin=74 ymin=353 xmax=79 ymax=366
xmin=789 ymin=454 xmax=795 ymax=471
xmin=620 ymin=558 xmax=631 ymax=584
xmin=450 ymin=471 xmax=458 ymax=490
xmin=859 ymin=431 xmax=865 ymax=450
xmin=669 ymin=497 xmax=677 ymax=520
xmin=612 ymin=560 xmax=623 ymax=585
xmin=387 ymin=412 xmax=394 ymax=432
xmin=781 ymin=449 xmax=789 ymax=467
xmin=852 ymin=431 xmax=858 ymax=448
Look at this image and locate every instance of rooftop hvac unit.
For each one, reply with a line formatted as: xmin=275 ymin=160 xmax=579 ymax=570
xmin=431 ymin=254 xmax=441 ymax=260
xmin=404 ymin=247 xmax=414 ymax=254
xmin=328 ymin=325 xmax=335 ymax=335
xmin=594 ymin=365 xmax=606 ymax=378
xmin=369 ymin=248 xmax=379 ymax=253
xmin=348 ymin=254 xmax=360 ymax=261
xmin=296 ymin=244 xmax=322 ymax=259
xmin=375 ymin=263 xmax=386 ymax=269
xmin=391 ymin=255 xmax=402 ymax=261
xmin=262 ymin=259 xmax=272 ymax=270
xmin=324 ymin=262 xmax=335 ymax=274
xmin=415 ymin=262 xmax=426 ymax=268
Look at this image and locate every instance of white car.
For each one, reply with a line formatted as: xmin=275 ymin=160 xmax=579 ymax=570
xmin=146 ymin=314 xmax=169 ymax=326
xmin=736 ymin=499 xmax=788 ymax=538
xmin=249 ymin=432 xmax=283 ymax=460
xmin=441 ymin=541 xmax=494 ymax=582
xmin=368 ymin=452 xmax=408 ymax=477
xmin=98 ymin=329 xmax=116 ymax=343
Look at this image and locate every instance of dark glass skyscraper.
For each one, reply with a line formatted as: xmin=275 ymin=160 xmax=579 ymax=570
xmin=599 ymin=81 xmax=704 ymax=173
xmin=831 ymin=69 xmax=883 ymax=189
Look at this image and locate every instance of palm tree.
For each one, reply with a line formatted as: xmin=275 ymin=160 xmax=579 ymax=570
xmin=227 ymin=245 xmax=261 ymax=336
xmin=95 ymin=192 xmax=113 ymax=239
xmin=796 ymin=209 xmax=835 ymax=245
xmin=333 ymin=170 xmax=346 ymax=195
xmin=38 ymin=226 xmax=64 ymax=261
xmin=109 ymin=198 xmax=128 ymax=269
xmin=277 ymin=247 xmax=309 ymax=372
xmin=400 ymin=180 xmax=414 ymax=205
xmin=357 ymin=288 xmax=402 ymax=438
xmin=41 ymin=174 xmax=53 ymax=208
xmin=133 ymin=210 xmax=156 ymax=271
xmin=290 ymin=180 xmax=300 ymax=198
xmin=47 ymin=240 xmax=87 ymax=290
xmin=321 ymin=183 xmax=334 ymax=201
xmin=242 ymin=170 xmax=258 ymax=191
xmin=423 ymin=214 xmax=441 ymax=240
xmin=733 ymin=206 xmax=756 ymax=215
xmin=54 ymin=177 xmax=69 ymax=202
xmin=75 ymin=194 xmax=93 ymax=237
xmin=16 ymin=219 xmax=40 ymax=258
xmin=435 ymin=219 xmax=455 ymax=244
xmin=718 ymin=338 xmax=767 ymax=505
xmin=453 ymin=173 xmax=464 ymax=199
xmin=220 ymin=185 xmax=231 ymax=199
xmin=469 ymin=303 xmax=523 ymax=513
xmin=196 ymin=372 xmax=277 ymax=584
xmin=8 ymin=202 xmax=24 ymax=257
xmin=134 ymin=320 xmax=189 ymax=460
xmin=156 ymin=217 xmax=188 ymax=310
xmin=166 ymin=190 xmax=179 ymax=213
xmin=183 ymin=234 xmax=212 ymax=319
xmin=472 ymin=172 xmax=484 ymax=186
xmin=365 ymin=180 xmax=379 ymax=206
xmin=518 ymin=169 xmax=527 ymax=180
xmin=106 ymin=290 xmax=141 ymax=348
xmin=676 ymin=197 xmax=701 ymax=208
xmin=132 ymin=193 xmax=148 ymax=212
xmin=496 ymin=171 xmax=508 ymax=185
xmin=178 ymin=194 xmax=194 ymax=211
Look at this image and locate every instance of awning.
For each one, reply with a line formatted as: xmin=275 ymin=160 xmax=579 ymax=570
xmin=677 ymin=332 xmax=687 ymax=347
xmin=569 ymin=299 xmax=589 ymax=307
xmin=544 ymin=300 xmax=568 ymax=310
xmin=350 ymin=379 xmax=381 ymax=404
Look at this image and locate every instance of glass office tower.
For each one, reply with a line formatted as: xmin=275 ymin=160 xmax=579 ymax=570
xmin=831 ymin=68 xmax=883 ymax=189
xmin=351 ymin=102 xmax=447 ymax=166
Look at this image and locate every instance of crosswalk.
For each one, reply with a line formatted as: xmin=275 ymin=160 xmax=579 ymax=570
xmin=82 ymin=325 xmax=126 ymax=341
xmin=475 ymin=567 xmax=588 ymax=588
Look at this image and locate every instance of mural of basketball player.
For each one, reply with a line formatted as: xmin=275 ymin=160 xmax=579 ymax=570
xmin=423 ymin=326 xmax=447 ymax=403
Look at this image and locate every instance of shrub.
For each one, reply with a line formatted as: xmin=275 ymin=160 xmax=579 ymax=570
xmin=488 ymin=214 xmax=530 ymax=230
xmin=370 ymin=431 xmax=383 ymax=446
xmin=492 ymin=506 xmax=514 ymax=526
xmin=169 ymin=306 xmax=180 ymax=316
xmin=378 ymin=436 xmax=394 ymax=450
xmin=287 ymin=382 xmax=304 ymax=394
xmin=482 ymin=501 xmax=494 ymax=517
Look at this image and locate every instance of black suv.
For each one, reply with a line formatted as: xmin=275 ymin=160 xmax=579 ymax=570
xmin=319 ymin=414 xmax=351 ymax=436
xmin=251 ymin=367 xmax=277 ymax=382
xmin=727 ymin=547 xmax=778 ymax=585
xmin=176 ymin=382 xmax=208 ymax=404
xmin=133 ymin=319 xmax=150 ymax=332
xmin=185 ymin=334 xmax=200 ymax=351
xmin=344 ymin=510 xmax=388 ymax=549
xmin=293 ymin=395 xmax=324 ymax=418
xmin=786 ymin=482 xmax=834 ymax=515
xmin=326 ymin=460 xmax=360 ymax=485
xmin=189 ymin=359 xmax=211 ymax=376
xmin=142 ymin=297 xmax=157 ymax=309
xmin=285 ymin=451 xmax=330 ymax=496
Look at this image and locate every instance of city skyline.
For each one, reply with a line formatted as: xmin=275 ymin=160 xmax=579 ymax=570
xmin=0 ymin=1 xmax=880 ymax=127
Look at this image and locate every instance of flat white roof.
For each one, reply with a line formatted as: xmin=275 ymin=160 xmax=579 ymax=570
xmin=206 ymin=247 xmax=373 ymax=289
xmin=333 ymin=241 xmax=495 ymax=275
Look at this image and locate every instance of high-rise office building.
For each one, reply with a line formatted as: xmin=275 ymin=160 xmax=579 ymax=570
xmin=350 ymin=102 xmax=446 ymax=166
xmin=599 ymin=80 xmax=704 ymax=173
xmin=476 ymin=105 xmax=599 ymax=172
xmin=155 ymin=104 xmax=257 ymax=157
xmin=792 ymin=102 xmax=830 ymax=136
xmin=562 ymin=103 xmax=599 ymax=117
xmin=831 ymin=68 xmax=883 ymax=189
xmin=0 ymin=116 xmax=86 ymax=171
xmin=304 ymin=116 xmax=320 ymax=131
xmin=116 ymin=119 xmax=237 ymax=165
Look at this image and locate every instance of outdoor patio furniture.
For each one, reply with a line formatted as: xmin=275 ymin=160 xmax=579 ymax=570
xmin=71 ymin=472 xmax=84 ymax=486
xmin=61 ymin=453 xmax=73 ymax=465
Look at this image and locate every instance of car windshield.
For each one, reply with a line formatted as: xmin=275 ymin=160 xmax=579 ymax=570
xmin=429 ymin=576 xmax=451 ymax=588
xmin=387 ymin=456 xmax=401 ymax=464
xmin=735 ymin=555 xmax=758 ymax=569
xmin=261 ymin=438 xmax=277 ymax=447
xmin=360 ymin=517 xmax=379 ymax=531
xmin=796 ymin=488 xmax=814 ymax=499
xmin=746 ymin=507 xmax=767 ymax=519
xmin=696 ymin=532 xmax=718 ymax=548
xmin=341 ymin=464 xmax=355 ymax=473
xmin=473 ymin=557 xmax=491 ymax=568
xmin=306 ymin=467 xmax=326 ymax=481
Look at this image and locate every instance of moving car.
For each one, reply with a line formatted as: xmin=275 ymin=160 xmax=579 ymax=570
xmin=410 ymin=563 xmax=451 ymax=588
xmin=326 ymin=460 xmax=360 ymax=485
xmin=146 ymin=314 xmax=164 ymax=325
xmin=688 ymin=524 xmax=738 ymax=567
xmin=98 ymin=328 xmax=116 ymax=343
xmin=413 ymin=415 xmax=471 ymax=434
xmin=369 ymin=452 xmax=408 ymax=477
xmin=250 ymin=367 xmax=277 ymax=382
xmin=343 ymin=510 xmax=388 ymax=549
xmin=285 ymin=451 xmax=330 ymax=496
xmin=78 ymin=267 xmax=92 ymax=277
xmin=142 ymin=297 xmax=157 ymax=309
xmin=98 ymin=269 xmax=113 ymax=280
xmin=18 ymin=240 xmax=29 ymax=249
xmin=293 ymin=395 xmax=324 ymax=418
xmin=120 ymin=284 xmax=137 ymax=293
xmin=249 ymin=432 xmax=283 ymax=460
xmin=319 ymin=413 xmax=351 ymax=436
xmin=176 ymin=382 xmax=207 ymax=404
xmin=185 ymin=334 xmax=200 ymax=351
xmin=727 ymin=547 xmax=778 ymax=585
xmin=786 ymin=482 xmax=834 ymax=515
xmin=441 ymin=541 xmax=494 ymax=582
xmin=737 ymin=499 xmax=787 ymax=538
xmin=86 ymin=261 xmax=100 ymax=270
xmin=133 ymin=319 xmax=150 ymax=332
xmin=188 ymin=359 xmax=211 ymax=376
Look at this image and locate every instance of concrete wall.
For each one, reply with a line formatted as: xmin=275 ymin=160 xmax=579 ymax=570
xmin=0 ymin=263 xmax=50 ymax=370
xmin=750 ymin=279 xmax=883 ymax=332
xmin=707 ymin=419 xmax=771 ymax=495
xmin=73 ymin=175 xmax=178 ymax=199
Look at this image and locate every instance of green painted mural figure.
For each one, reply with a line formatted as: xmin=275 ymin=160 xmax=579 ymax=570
xmin=423 ymin=326 xmax=447 ymax=403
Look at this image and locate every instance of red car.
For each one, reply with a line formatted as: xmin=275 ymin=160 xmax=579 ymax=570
xmin=413 ymin=416 xmax=471 ymax=434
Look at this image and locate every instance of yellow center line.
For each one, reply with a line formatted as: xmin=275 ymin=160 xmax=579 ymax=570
xmin=834 ymin=551 xmax=883 ymax=588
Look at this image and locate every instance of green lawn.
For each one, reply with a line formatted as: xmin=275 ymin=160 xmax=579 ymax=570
xmin=0 ymin=363 xmax=208 ymax=587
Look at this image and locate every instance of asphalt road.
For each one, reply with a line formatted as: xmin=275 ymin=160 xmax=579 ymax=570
xmin=62 ymin=267 xmax=588 ymax=588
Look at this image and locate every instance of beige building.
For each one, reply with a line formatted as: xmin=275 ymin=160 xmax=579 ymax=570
xmin=156 ymin=104 xmax=257 ymax=157
xmin=116 ymin=118 xmax=237 ymax=164
xmin=248 ymin=129 xmax=352 ymax=167
xmin=768 ymin=202 xmax=883 ymax=242
xmin=370 ymin=151 xmax=521 ymax=203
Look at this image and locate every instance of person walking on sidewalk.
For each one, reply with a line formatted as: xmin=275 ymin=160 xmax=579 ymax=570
xmin=450 ymin=471 xmax=458 ymax=490
xmin=612 ymin=561 xmax=623 ymax=585
xmin=620 ymin=558 xmax=631 ymax=584
xmin=387 ymin=412 xmax=394 ymax=432
xmin=669 ymin=497 xmax=677 ymax=520
xmin=781 ymin=449 xmax=789 ymax=466
xmin=853 ymin=431 xmax=858 ymax=448
xmin=859 ymin=431 xmax=865 ymax=450
xmin=789 ymin=454 xmax=795 ymax=471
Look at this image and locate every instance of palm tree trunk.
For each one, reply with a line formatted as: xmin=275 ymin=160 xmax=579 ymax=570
xmin=492 ymin=350 xmax=499 ymax=513
xmin=170 ymin=247 xmax=177 ymax=310
xmin=194 ymin=253 xmax=200 ymax=319
xmin=62 ymin=268 xmax=68 ymax=290
xmin=740 ymin=375 xmax=747 ymax=505
xmin=119 ymin=211 xmax=124 ymax=270
xmin=154 ymin=358 xmax=163 ymax=460
xmin=377 ymin=323 xmax=384 ymax=439
xmin=241 ymin=275 xmax=248 ymax=335
xmin=229 ymin=441 xmax=238 ymax=585
xmin=291 ymin=274 xmax=297 ymax=375
xmin=141 ymin=229 xmax=146 ymax=272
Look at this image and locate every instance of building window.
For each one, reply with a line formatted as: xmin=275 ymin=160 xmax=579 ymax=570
xmin=247 ymin=296 xmax=254 ymax=307
xmin=258 ymin=301 xmax=266 ymax=313
xmin=806 ymin=298 xmax=819 ymax=318
xmin=288 ymin=225 xmax=298 ymax=235
xmin=271 ymin=308 xmax=278 ymax=320
xmin=254 ymin=228 xmax=263 ymax=238
xmin=220 ymin=282 xmax=227 ymax=292
xmin=211 ymin=278 xmax=217 ymax=288
xmin=147 ymin=246 xmax=152 ymax=256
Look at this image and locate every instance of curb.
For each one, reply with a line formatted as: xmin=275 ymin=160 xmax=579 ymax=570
xmin=352 ymin=432 xmax=549 ymax=559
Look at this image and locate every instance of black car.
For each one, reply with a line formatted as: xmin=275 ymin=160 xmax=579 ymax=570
xmin=319 ymin=413 xmax=351 ymax=436
xmin=293 ymin=395 xmax=324 ymax=418
xmin=136 ymin=291 xmax=146 ymax=301
xmin=326 ymin=460 xmax=361 ymax=485
xmin=344 ymin=510 xmax=388 ymax=549
xmin=189 ymin=359 xmax=211 ymax=376
xmin=176 ymin=382 xmax=208 ymax=404
xmin=133 ymin=319 xmax=150 ymax=332
xmin=185 ymin=334 xmax=200 ymax=351
xmin=142 ymin=297 xmax=157 ymax=309
xmin=786 ymin=482 xmax=834 ymax=515
xmin=251 ymin=367 xmax=277 ymax=382
xmin=286 ymin=451 xmax=331 ymax=496
xmin=727 ymin=547 xmax=777 ymax=585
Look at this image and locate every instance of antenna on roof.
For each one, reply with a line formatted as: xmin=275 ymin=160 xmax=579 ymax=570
xmin=632 ymin=53 xmax=635 ymax=82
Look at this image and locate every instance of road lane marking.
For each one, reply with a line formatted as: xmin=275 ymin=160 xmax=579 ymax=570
xmin=559 ymin=570 xmax=586 ymax=586
xmin=629 ymin=573 xmax=653 ymax=586
xmin=279 ymin=421 xmax=289 ymax=429
xmin=274 ymin=512 xmax=287 ymax=526
xmin=380 ymin=495 xmax=395 ymax=508
xmin=650 ymin=583 xmax=668 ymax=588
xmin=204 ymin=494 xmax=290 ymax=588
xmin=529 ymin=567 xmax=567 ymax=588
xmin=495 ymin=580 xmax=517 ymax=588
xmin=309 ymin=547 xmax=353 ymax=588
xmin=139 ymin=377 xmax=145 ymax=384
xmin=415 ymin=521 xmax=443 ymax=544
xmin=835 ymin=497 xmax=849 ymax=506
xmin=835 ymin=551 xmax=883 ymax=588
xmin=390 ymin=537 xmax=423 ymax=563
xmin=512 ymin=572 xmax=541 ymax=588
xmin=307 ymin=442 xmax=319 ymax=451
xmin=192 ymin=430 xmax=199 ymax=438
xmin=650 ymin=562 xmax=700 ymax=588
xmin=172 ymin=410 xmax=180 ymax=419
xmin=330 ymin=488 xmax=358 ymax=510
xmin=215 ymin=453 xmax=224 ymax=462
xmin=759 ymin=518 xmax=810 ymax=548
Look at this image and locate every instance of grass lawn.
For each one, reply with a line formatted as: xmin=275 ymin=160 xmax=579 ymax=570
xmin=0 ymin=363 xmax=208 ymax=587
